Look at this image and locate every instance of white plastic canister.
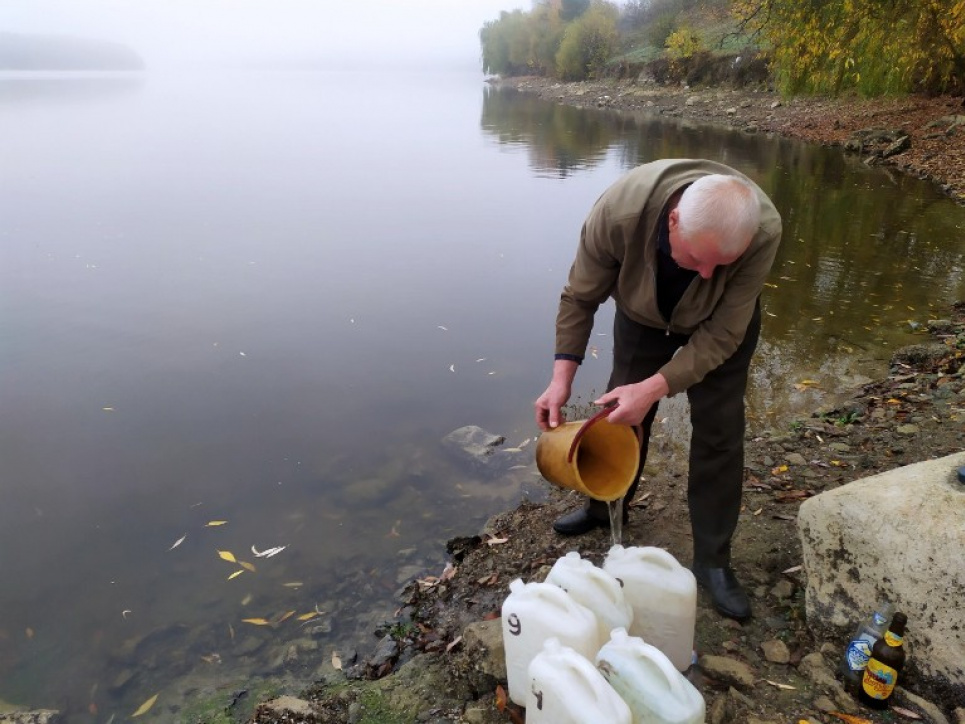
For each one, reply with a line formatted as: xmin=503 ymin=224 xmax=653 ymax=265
xmin=501 ymin=578 xmax=599 ymax=707
xmin=596 ymin=628 xmax=705 ymax=724
xmin=527 ymin=637 xmax=632 ymax=724
xmin=602 ymin=545 xmax=697 ymax=671
xmin=545 ymin=551 xmax=634 ymax=649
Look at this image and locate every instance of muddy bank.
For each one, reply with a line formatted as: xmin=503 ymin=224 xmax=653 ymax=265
xmin=498 ymin=76 xmax=965 ymax=204
xmin=245 ymin=306 xmax=964 ymax=723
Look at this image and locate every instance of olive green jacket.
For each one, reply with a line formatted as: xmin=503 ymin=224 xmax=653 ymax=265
xmin=555 ymin=158 xmax=782 ymax=395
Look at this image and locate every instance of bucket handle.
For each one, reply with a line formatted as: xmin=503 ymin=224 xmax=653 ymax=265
xmin=566 ymin=405 xmax=644 ymax=464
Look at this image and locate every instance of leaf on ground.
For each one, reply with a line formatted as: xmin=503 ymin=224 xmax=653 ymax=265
xmin=485 ymin=534 xmax=509 ymax=546
xmin=440 ymin=562 xmax=457 ymax=581
xmin=446 ymin=635 xmax=463 ymax=653
xmin=764 ymin=679 xmax=796 ymax=690
xmin=495 ymin=685 xmax=507 ymax=712
xmin=827 ymin=713 xmax=873 ymax=724
xmin=331 ymin=651 xmax=342 ymax=670
xmin=782 ymin=565 xmax=803 ymax=574
xmin=168 ymin=534 xmax=187 ymax=551
xmin=217 ymin=550 xmax=237 ymax=563
xmin=131 ymin=693 xmax=159 ymax=717
xmin=206 ymin=520 xmax=227 ymax=527
xmin=891 ymin=707 xmax=922 ymax=720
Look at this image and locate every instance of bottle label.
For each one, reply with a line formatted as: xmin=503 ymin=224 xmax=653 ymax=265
xmin=862 ymin=658 xmax=898 ymax=700
xmin=845 ymin=637 xmax=873 ymax=671
xmin=884 ymin=631 xmax=903 ymax=646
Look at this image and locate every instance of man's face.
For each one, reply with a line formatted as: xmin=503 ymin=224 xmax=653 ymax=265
xmin=667 ymin=208 xmax=743 ymax=279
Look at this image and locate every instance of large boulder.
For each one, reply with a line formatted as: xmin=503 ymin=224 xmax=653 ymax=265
xmin=798 ymin=452 xmax=965 ymax=699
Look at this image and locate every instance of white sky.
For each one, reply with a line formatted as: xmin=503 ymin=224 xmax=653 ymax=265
xmin=0 ymin=0 xmax=531 ymax=70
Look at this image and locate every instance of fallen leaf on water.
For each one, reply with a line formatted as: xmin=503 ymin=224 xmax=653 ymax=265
xmin=275 ymin=610 xmax=295 ymax=624
xmin=827 ymin=713 xmax=873 ymax=724
xmin=168 ymin=534 xmax=187 ymax=551
xmin=206 ymin=520 xmax=227 ymax=527
xmin=892 ymin=706 xmax=922 ymax=719
xmin=122 ymin=610 xmax=132 ymax=619
xmin=228 ymin=623 xmax=235 ymax=639
xmin=131 ymin=693 xmax=159 ymax=717
xmin=238 ymin=560 xmax=256 ymax=573
xmin=331 ymin=651 xmax=342 ymax=670
xmin=296 ymin=612 xmax=318 ymax=622
xmin=495 ymin=685 xmax=507 ymax=712
xmin=240 ymin=593 xmax=252 ymax=606
xmin=283 ymin=582 xmax=303 ymax=588
xmin=25 ymin=628 xmax=34 ymax=639
xmin=437 ymin=325 xmax=448 ymax=331
xmin=449 ymin=364 xmax=455 ymax=373
xmin=446 ymin=636 xmax=463 ymax=653
xmin=217 ymin=550 xmax=237 ymax=563
xmin=251 ymin=545 xmax=286 ymax=558
xmin=227 ymin=570 xmax=245 ymax=580
xmin=242 ymin=618 xmax=271 ymax=626
xmin=764 ymin=679 xmax=796 ymax=690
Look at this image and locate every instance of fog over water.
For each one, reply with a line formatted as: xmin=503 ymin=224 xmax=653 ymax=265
xmin=0 ymin=0 xmax=530 ymax=70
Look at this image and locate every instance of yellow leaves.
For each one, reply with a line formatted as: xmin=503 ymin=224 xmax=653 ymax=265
xmin=242 ymin=617 xmax=271 ymax=626
xmin=205 ymin=520 xmax=227 ymax=527
xmin=297 ymin=611 xmax=319 ymax=622
xmin=217 ymin=550 xmax=237 ymax=563
xmin=238 ymin=561 xmax=256 ymax=573
xmin=132 ymin=693 xmax=159 ymax=717
xmin=771 ymin=464 xmax=789 ymax=475
xmin=227 ymin=570 xmax=244 ymax=580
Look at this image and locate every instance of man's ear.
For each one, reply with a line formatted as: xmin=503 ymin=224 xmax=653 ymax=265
xmin=667 ymin=207 xmax=679 ymax=231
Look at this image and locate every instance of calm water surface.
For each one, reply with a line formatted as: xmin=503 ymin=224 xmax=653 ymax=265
xmin=2 ymin=70 xmax=964 ymax=718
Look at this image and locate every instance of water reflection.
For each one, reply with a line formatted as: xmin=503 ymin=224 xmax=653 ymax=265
xmin=480 ymin=83 xmax=965 ymax=425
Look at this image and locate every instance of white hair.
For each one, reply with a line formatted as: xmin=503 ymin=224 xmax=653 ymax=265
xmin=676 ymin=174 xmax=761 ymax=256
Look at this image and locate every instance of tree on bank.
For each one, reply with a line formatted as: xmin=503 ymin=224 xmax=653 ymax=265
xmin=481 ymin=0 xmax=964 ymax=97
xmin=734 ymin=0 xmax=965 ymax=95
xmin=480 ymin=0 xmax=618 ymax=81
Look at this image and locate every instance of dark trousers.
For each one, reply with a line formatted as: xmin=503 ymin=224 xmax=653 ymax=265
xmin=586 ymin=302 xmax=761 ymax=567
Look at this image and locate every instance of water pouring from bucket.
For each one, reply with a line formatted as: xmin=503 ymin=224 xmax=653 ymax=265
xmin=535 ymin=406 xmax=640 ymax=544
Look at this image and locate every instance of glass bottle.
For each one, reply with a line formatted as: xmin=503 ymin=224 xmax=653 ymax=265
xmin=859 ymin=612 xmax=908 ymax=709
xmin=839 ymin=600 xmax=894 ymax=690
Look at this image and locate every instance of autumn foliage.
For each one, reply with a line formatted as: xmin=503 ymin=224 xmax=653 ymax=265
xmin=733 ymin=0 xmax=965 ymax=95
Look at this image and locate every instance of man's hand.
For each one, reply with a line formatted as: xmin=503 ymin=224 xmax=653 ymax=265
xmin=535 ymin=359 xmax=579 ymax=431
xmin=594 ymin=373 xmax=669 ymax=426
